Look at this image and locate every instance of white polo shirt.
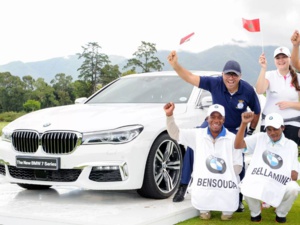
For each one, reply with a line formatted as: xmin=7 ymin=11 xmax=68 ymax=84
xmin=241 ymin=132 xmax=299 ymax=207
xmin=262 ymin=70 xmax=300 ymax=127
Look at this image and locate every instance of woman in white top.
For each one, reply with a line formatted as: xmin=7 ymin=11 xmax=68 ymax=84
xmin=255 ymin=46 xmax=300 ymax=145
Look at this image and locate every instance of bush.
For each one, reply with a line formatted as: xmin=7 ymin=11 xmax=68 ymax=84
xmin=23 ymin=99 xmax=41 ymax=112
xmin=0 ymin=111 xmax=26 ymax=122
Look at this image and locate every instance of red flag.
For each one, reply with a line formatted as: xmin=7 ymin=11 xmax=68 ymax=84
xmin=242 ymin=18 xmax=260 ymax=32
xmin=179 ymin=32 xmax=195 ymax=45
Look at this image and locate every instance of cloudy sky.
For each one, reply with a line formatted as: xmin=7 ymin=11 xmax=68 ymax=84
xmin=0 ymin=0 xmax=299 ymax=65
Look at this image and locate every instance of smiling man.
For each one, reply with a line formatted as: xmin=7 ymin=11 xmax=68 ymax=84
xmin=164 ymin=103 xmax=242 ymax=221
xmin=235 ymin=112 xmax=299 ymax=223
xmin=167 ymin=51 xmax=261 ymax=212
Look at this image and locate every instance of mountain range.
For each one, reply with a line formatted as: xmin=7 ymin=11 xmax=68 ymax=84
xmin=0 ymin=44 xmax=280 ymax=86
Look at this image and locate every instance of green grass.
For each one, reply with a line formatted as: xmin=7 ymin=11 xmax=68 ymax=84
xmin=0 ymin=122 xmax=9 ymax=135
xmin=176 ymin=197 xmax=300 ymax=225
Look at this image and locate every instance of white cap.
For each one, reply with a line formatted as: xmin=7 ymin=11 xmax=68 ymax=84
xmin=273 ymin=46 xmax=291 ymax=58
xmin=207 ymin=104 xmax=225 ymax=117
xmin=264 ymin=113 xmax=284 ymax=129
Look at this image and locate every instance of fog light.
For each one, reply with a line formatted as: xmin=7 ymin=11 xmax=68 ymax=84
xmin=92 ymin=165 xmax=119 ymax=171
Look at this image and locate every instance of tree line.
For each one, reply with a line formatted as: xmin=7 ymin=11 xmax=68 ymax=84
xmin=0 ymin=41 xmax=164 ymax=113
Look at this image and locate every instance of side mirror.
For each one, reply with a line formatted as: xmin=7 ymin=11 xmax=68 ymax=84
xmin=200 ymin=96 xmax=212 ymax=108
xmin=75 ymin=97 xmax=87 ymax=104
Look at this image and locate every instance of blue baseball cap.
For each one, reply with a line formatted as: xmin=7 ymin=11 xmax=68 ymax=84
xmin=223 ymin=60 xmax=242 ymax=76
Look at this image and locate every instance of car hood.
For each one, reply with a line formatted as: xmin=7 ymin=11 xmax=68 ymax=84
xmin=6 ymin=104 xmax=187 ymax=132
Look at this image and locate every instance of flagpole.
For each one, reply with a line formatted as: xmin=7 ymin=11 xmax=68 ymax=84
xmin=260 ymin=20 xmax=264 ymax=53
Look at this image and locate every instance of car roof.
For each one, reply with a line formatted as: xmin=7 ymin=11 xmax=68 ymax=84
xmin=122 ymin=70 xmax=222 ymax=78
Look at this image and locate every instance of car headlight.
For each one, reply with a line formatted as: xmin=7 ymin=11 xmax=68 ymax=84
xmin=82 ymin=125 xmax=144 ymax=144
xmin=1 ymin=127 xmax=13 ymax=142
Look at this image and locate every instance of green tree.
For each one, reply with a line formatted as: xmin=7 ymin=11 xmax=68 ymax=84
xmin=22 ymin=75 xmax=36 ymax=101
xmin=100 ymin=64 xmax=121 ymax=86
xmin=32 ymin=78 xmax=58 ymax=108
xmin=123 ymin=41 xmax=164 ymax=73
xmin=50 ymin=73 xmax=74 ymax=105
xmin=22 ymin=75 xmax=35 ymax=91
xmin=122 ymin=70 xmax=136 ymax=77
xmin=72 ymin=80 xmax=92 ymax=99
xmin=77 ymin=42 xmax=111 ymax=94
xmin=0 ymin=72 xmax=26 ymax=112
xmin=23 ymin=99 xmax=41 ymax=112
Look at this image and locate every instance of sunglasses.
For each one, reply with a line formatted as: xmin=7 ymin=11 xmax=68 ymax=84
xmin=224 ymin=72 xmax=240 ymax=77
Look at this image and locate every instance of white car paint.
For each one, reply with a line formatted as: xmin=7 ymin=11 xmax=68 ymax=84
xmin=0 ymin=71 xmax=220 ymax=199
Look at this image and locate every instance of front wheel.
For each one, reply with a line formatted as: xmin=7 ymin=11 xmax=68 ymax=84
xmin=137 ymin=133 xmax=183 ymax=199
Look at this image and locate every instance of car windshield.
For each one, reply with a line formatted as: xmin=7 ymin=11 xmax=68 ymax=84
xmin=86 ymin=76 xmax=194 ymax=104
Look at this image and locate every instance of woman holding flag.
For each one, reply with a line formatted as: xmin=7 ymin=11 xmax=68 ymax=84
xmin=255 ymin=46 xmax=300 ymax=146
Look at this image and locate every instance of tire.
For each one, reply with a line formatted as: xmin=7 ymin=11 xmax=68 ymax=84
xmin=17 ymin=183 xmax=52 ymax=190
xmin=137 ymin=133 xmax=183 ymax=199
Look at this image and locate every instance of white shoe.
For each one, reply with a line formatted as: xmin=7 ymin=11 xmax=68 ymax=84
xmin=199 ymin=212 xmax=211 ymax=220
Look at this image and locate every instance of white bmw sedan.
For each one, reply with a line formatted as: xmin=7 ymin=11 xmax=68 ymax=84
xmin=0 ymin=71 xmax=218 ymax=199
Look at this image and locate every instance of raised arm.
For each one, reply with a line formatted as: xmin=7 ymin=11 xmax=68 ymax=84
xmin=164 ymin=102 xmax=179 ymax=141
xmin=234 ymin=112 xmax=254 ymax=149
xmin=255 ymin=53 xmax=269 ymax=94
xmin=290 ymin=30 xmax=300 ymax=71
xmin=167 ymin=51 xmax=200 ymax=87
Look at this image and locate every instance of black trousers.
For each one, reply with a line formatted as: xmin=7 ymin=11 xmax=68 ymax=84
xmin=239 ymin=155 xmax=245 ymax=203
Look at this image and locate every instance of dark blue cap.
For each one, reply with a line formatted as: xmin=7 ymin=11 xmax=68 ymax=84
xmin=222 ymin=60 xmax=242 ymax=76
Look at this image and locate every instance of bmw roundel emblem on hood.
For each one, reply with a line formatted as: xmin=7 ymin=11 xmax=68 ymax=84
xmin=43 ymin=122 xmax=51 ymax=127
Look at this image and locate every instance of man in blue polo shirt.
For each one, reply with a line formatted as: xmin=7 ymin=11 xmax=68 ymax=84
xmin=167 ymin=50 xmax=261 ymax=212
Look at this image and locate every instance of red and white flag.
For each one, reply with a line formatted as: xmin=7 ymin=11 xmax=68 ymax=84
xmin=179 ymin=32 xmax=195 ymax=45
xmin=242 ymin=18 xmax=260 ymax=32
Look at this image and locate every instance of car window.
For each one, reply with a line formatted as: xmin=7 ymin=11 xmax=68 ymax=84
xmin=86 ymin=76 xmax=194 ymax=104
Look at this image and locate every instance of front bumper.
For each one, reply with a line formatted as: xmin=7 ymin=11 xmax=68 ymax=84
xmin=0 ymin=138 xmax=150 ymax=190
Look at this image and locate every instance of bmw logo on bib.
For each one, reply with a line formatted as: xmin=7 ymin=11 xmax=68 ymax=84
xmin=262 ymin=151 xmax=283 ymax=169
xmin=206 ymin=155 xmax=227 ymax=174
